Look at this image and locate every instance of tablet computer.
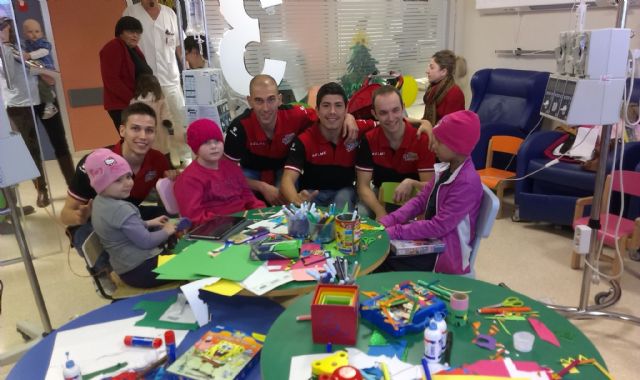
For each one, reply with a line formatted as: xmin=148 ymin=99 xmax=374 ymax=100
xmin=187 ymin=216 xmax=248 ymax=241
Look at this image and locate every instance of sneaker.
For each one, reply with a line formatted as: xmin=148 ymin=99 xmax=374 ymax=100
xmin=42 ymin=103 xmax=58 ymax=120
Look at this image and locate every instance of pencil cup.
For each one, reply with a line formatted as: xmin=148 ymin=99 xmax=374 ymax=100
xmin=335 ymin=213 xmax=361 ymax=256
xmin=287 ymin=217 xmax=309 ymax=238
xmin=513 ymin=331 xmax=535 ymax=352
xmin=449 ymin=292 xmax=469 ymax=327
xmin=309 ymin=220 xmax=335 ymax=243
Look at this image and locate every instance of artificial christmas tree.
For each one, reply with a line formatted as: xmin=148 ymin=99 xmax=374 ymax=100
xmin=340 ymin=30 xmax=379 ymax=99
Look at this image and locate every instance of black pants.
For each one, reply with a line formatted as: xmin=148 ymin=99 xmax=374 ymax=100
xmin=118 ymin=255 xmax=172 ymax=288
xmin=108 ymin=110 xmax=122 ymax=134
xmin=7 ymin=103 xmax=73 ymax=188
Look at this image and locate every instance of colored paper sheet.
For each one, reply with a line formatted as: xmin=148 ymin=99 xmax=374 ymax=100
xmin=132 ymin=296 xmax=198 ymax=330
xmin=434 ymin=376 xmax=529 ymax=380
xmin=241 ymin=263 xmax=294 ymax=295
xmin=367 ymin=339 xmax=407 ymax=360
xmin=529 ymin=317 xmax=560 ymax=347
xmin=267 ymin=257 xmax=326 ymax=281
xmin=202 ymin=279 xmax=244 ymax=296
xmin=44 ymin=316 xmax=188 ymax=380
xmin=157 ymin=254 xmax=176 ymax=267
xmin=180 ymin=276 xmax=221 ymax=327
xmin=154 ymin=240 xmax=262 ymax=282
xmin=154 ymin=240 xmax=223 ymax=280
xmin=451 ymin=359 xmax=550 ymax=379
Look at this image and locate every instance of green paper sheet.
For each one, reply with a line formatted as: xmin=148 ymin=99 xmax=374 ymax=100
xmin=154 ymin=240 xmax=262 ymax=282
xmin=133 ymin=296 xmax=198 ymax=330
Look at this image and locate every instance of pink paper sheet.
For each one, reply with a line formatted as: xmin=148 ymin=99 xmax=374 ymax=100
xmin=529 ymin=317 xmax=560 ymax=347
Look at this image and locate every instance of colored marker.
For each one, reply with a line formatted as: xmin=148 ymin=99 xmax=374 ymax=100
xmin=421 ymin=357 xmax=432 ymax=380
xmin=379 ymin=361 xmax=391 ymax=380
xmin=296 ymin=314 xmax=312 ymax=322
xmin=165 ymin=330 xmax=176 ymax=364
xmin=123 ymin=336 xmax=162 ymax=348
xmin=326 ymin=342 xmax=332 ymax=353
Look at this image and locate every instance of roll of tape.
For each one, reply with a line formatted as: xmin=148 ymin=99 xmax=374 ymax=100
xmin=450 ymin=292 xmax=469 ymax=311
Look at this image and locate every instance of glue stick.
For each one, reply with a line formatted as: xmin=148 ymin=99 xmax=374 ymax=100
xmin=433 ymin=312 xmax=448 ymax=353
xmin=424 ymin=321 xmax=443 ymax=363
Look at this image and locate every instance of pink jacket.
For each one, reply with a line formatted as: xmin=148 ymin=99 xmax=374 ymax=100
xmin=379 ymin=158 xmax=482 ymax=274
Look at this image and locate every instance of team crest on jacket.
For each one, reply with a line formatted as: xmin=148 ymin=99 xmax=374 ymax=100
xmin=145 ymin=170 xmax=157 ymax=182
xmin=403 ymin=152 xmax=418 ymax=161
xmin=282 ymin=133 xmax=295 ymax=145
xmin=344 ymin=141 xmax=358 ymax=152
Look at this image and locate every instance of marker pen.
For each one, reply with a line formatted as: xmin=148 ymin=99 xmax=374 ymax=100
xmin=165 ymin=330 xmax=176 ymax=364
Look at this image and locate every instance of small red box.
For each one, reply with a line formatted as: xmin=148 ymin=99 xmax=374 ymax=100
xmin=311 ymin=284 xmax=359 ymax=345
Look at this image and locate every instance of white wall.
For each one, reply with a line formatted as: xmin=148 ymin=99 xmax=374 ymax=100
xmin=454 ymin=2 xmax=639 ymax=106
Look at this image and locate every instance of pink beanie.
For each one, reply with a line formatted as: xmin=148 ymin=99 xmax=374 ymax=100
xmin=85 ymin=148 xmax=132 ymax=194
xmin=186 ymin=118 xmax=224 ymax=153
xmin=432 ymin=110 xmax=481 ymax=156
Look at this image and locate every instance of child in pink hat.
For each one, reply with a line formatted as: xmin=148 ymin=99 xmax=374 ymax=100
xmin=174 ymin=119 xmax=265 ymax=225
xmin=379 ymin=110 xmax=483 ymax=275
xmin=87 ymin=148 xmax=176 ymax=288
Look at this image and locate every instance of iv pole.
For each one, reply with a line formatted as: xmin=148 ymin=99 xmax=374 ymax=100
xmin=545 ymin=0 xmax=640 ymax=326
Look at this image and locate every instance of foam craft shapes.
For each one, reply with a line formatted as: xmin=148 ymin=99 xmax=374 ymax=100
xmin=528 ymin=317 xmax=560 ymax=347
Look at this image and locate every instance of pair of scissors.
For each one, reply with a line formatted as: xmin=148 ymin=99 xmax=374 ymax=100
xmin=483 ymin=296 xmax=525 ymax=308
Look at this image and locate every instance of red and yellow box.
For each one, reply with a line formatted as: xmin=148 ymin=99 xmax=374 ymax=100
xmin=311 ymin=284 xmax=359 ymax=345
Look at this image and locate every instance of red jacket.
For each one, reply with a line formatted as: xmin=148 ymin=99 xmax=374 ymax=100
xmin=100 ymin=38 xmax=145 ymax=110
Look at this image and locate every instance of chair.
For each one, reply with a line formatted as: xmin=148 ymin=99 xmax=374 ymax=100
xmin=570 ymin=170 xmax=640 ymax=276
xmin=156 ymin=177 xmax=179 ymax=215
xmin=477 ymin=136 xmax=524 ymax=218
xmin=465 ymin=184 xmax=500 ymax=278
xmin=377 ymin=182 xmax=417 ymax=206
xmin=81 ymin=232 xmax=179 ymax=301
xmin=469 ymin=68 xmax=550 ymax=169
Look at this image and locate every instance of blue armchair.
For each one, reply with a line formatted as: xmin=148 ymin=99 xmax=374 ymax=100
xmin=515 ymin=131 xmax=640 ymax=226
xmin=469 ymin=68 xmax=550 ymax=169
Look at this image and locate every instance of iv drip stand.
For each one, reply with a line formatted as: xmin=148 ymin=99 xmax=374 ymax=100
xmin=543 ymin=0 xmax=640 ymax=326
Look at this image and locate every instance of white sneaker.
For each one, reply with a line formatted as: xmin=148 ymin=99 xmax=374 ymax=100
xmin=42 ymin=103 xmax=58 ymax=119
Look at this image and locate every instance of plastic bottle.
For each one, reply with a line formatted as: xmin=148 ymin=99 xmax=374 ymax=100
xmin=423 ymin=321 xmax=443 ymax=363
xmin=433 ymin=312 xmax=448 ymax=353
xmin=63 ymin=352 xmax=82 ymax=380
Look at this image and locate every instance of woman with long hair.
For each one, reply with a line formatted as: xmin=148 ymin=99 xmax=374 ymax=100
xmin=422 ymin=50 xmax=466 ymax=126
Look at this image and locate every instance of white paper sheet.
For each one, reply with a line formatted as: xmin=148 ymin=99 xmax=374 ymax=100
xmin=180 ymin=276 xmax=221 ymax=327
xmin=158 ymin=293 xmax=197 ymax=324
xmin=45 ymin=316 xmax=188 ymax=380
xmin=241 ymin=263 xmax=294 ymax=295
xmin=287 ymin=348 xmax=425 ymax=380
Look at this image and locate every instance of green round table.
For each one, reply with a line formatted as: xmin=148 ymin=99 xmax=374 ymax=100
xmin=261 ymin=272 xmax=608 ymax=379
xmin=172 ymin=207 xmax=390 ymax=297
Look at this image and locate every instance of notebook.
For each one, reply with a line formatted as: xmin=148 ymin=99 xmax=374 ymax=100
xmin=187 ymin=216 xmax=248 ymax=241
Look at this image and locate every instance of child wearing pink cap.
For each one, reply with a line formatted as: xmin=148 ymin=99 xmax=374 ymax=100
xmin=87 ymin=148 xmax=176 ymax=288
xmin=379 ymin=110 xmax=483 ymax=275
xmin=174 ymin=119 xmax=265 ymax=225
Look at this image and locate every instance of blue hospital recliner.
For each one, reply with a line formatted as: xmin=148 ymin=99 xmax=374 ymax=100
xmin=514 ymin=78 xmax=640 ymax=226
xmin=469 ymin=68 xmax=550 ymax=169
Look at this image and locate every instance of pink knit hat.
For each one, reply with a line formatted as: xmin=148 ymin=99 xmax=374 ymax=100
xmin=84 ymin=148 xmax=132 ymax=194
xmin=186 ymin=118 xmax=224 ymax=153
xmin=432 ymin=110 xmax=481 ymax=156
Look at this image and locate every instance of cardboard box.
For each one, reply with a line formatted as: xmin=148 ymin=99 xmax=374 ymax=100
xmin=311 ymin=284 xmax=359 ymax=345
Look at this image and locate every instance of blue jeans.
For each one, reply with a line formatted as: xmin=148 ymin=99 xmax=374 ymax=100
xmin=312 ymin=187 xmax=356 ymax=211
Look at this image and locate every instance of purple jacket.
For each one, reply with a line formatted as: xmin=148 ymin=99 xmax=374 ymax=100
xmin=379 ymin=157 xmax=482 ymax=274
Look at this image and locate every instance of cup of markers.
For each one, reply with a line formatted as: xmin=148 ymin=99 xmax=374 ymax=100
xmin=335 ymin=211 xmax=360 ymax=255
xmin=283 ymin=202 xmax=336 ymax=242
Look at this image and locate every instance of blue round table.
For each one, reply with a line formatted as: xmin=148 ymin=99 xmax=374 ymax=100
xmin=9 ymin=290 xmax=283 ymax=379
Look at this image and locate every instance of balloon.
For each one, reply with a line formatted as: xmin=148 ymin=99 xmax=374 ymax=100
xmin=401 ymin=75 xmax=419 ymax=107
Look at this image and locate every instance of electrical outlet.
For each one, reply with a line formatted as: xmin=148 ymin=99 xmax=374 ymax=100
xmin=573 ymin=225 xmax=591 ymax=255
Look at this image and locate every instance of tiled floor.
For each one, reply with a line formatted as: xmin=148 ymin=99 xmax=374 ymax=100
xmin=1 ymin=157 xmax=639 ymax=379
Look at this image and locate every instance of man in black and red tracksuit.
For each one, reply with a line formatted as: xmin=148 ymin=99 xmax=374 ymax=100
xmin=224 ymin=75 xmax=359 ymax=205
xmin=356 ymin=85 xmax=436 ymax=220
xmin=280 ymin=82 xmax=376 ymax=210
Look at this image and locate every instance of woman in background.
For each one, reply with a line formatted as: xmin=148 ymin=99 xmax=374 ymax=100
xmin=422 ymin=50 xmax=466 ymax=126
xmin=100 ymin=16 xmax=151 ymax=132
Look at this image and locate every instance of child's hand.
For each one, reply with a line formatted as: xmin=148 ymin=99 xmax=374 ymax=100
xmin=147 ymin=215 xmax=169 ymax=228
xmin=162 ymin=221 xmax=177 ymax=235
xmin=394 ymin=179 xmax=414 ymax=204
xmin=22 ymin=51 xmax=31 ymax=60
